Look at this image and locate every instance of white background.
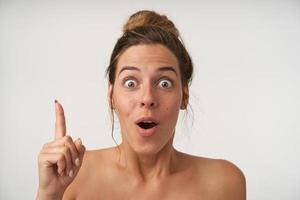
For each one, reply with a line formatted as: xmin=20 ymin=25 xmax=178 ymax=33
xmin=0 ymin=0 xmax=299 ymax=199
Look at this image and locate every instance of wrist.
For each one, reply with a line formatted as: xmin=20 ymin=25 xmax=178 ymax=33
xmin=36 ymin=189 xmax=63 ymax=200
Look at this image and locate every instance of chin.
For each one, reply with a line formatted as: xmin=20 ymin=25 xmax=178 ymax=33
xmin=121 ymin=127 xmax=174 ymax=156
xmin=132 ymin=142 xmax=165 ymax=156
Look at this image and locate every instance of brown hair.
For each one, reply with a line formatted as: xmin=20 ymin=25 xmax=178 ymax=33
xmin=106 ymin=10 xmax=193 ymax=88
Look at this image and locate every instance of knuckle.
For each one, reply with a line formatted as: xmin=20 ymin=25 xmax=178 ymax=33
xmin=39 ymin=148 xmax=44 ymax=154
xmin=39 ymin=149 xmax=46 ymax=156
xmin=42 ymin=143 xmax=49 ymax=149
xmin=37 ymin=154 xmax=43 ymax=163
xmin=70 ymin=145 xmax=78 ymax=155
xmin=64 ymin=135 xmax=73 ymax=143
xmin=57 ymin=159 xmax=65 ymax=169
xmin=42 ymin=140 xmax=56 ymax=149
xmin=58 ymin=154 xmax=65 ymax=162
xmin=62 ymin=147 xmax=69 ymax=155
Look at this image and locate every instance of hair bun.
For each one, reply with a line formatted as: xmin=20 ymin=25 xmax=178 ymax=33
xmin=123 ymin=10 xmax=179 ymax=37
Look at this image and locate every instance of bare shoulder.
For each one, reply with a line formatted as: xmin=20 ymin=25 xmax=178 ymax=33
xmin=77 ymin=146 xmax=117 ymax=176
xmin=199 ymin=157 xmax=246 ymax=200
xmin=63 ymin=147 xmax=118 ymax=199
xmin=179 ymin=152 xmax=246 ymax=200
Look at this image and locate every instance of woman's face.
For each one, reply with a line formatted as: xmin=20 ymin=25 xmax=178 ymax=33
xmin=109 ymin=44 xmax=187 ymax=155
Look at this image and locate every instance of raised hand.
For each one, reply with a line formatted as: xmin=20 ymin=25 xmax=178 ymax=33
xmin=37 ymin=100 xmax=85 ymax=200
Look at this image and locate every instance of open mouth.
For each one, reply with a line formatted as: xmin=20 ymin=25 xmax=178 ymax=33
xmin=137 ymin=121 xmax=157 ymax=129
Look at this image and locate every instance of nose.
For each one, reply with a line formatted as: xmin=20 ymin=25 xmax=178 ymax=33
xmin=140 ymin=85 xmax=158 ymax=109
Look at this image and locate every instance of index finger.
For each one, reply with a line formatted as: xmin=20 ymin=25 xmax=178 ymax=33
xmin=54 ymin=100 xmax=66 ymax=139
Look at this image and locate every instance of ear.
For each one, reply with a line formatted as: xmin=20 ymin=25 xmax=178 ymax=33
xmin=180 ymin=86 xmax=189 ymax=110
xmin=107 ymin=83 xmax=115 ymax=109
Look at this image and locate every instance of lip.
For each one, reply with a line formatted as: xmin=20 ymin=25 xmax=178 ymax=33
xmin=135 ymin=117 xmax=159 ymax=137
xmin=135 ymin=117 xmax=159 ymax=125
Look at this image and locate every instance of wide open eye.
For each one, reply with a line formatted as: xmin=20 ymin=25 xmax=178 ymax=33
xmin=124 ymin=79 xmax=137 ymax=88
xmin=158 ymin=79 xmax=173 ymax=88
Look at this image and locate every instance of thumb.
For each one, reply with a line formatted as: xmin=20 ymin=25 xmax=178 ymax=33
xmin=72 ymin=138 xmax=85 ymax=177
xmin=75 ymin=138 xmax=86 ymax=160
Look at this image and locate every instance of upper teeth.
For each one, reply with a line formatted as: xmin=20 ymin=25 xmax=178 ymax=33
xmin=143 ymin=121 xmax=153 ymax=123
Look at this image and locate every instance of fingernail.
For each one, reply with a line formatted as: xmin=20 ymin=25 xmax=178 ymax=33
xmin=75 ymin=158 xmax=80 ymax=167
xmin=58 ymin=168 xmax=63 ymax=176
xmin=68 ymin=169 xmax=74 ymax=177
xmin=54 ymin=99 xmax=58 ymax=104
xmin=78 ymin=138 xmax=82 ymax=145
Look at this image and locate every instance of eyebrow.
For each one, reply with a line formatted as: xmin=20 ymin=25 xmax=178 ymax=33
xmin=118 ymin=66 xmax=178 ymax=76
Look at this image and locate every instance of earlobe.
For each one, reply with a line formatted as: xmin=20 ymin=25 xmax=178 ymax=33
xmin=107 ymin=83 xmax=115 ymax=109
xmin=110 ymin=98 xmax=115 ymax=110
xmin=180 ymin=86 xmax=189 ymax=110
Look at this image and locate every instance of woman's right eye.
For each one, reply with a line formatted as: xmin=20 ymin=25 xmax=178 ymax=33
xmin=124 ymin=79 xmax=137 ymax=88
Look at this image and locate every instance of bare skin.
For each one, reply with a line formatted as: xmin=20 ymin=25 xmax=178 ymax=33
xmin=63 ymin=147 xmax=246 ymax=200
xmin=37 ymin=101 xmax=86 ymax=200
xmin=37 ymin=44 xmax=246 ymax=200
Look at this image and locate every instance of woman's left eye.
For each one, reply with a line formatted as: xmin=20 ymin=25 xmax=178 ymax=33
xmin=158 ymin=79 xmax=173 ymax=88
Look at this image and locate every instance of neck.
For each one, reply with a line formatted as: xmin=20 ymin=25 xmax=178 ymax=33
xmin=117 ymin=139 xmax=179 ymax=182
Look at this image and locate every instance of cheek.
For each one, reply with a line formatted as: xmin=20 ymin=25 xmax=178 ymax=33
xmin=162 ymin=95 xmax=182 ymax=116
xmin=113 ymin=93 xmax=136 ymax=118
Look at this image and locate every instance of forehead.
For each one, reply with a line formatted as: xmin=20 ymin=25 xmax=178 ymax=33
xmin=116 ymin=44 xmax=179 ymax=73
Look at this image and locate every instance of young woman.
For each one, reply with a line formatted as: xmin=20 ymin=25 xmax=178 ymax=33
xmin=37 ymin=10 xmax=246 ymax=200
